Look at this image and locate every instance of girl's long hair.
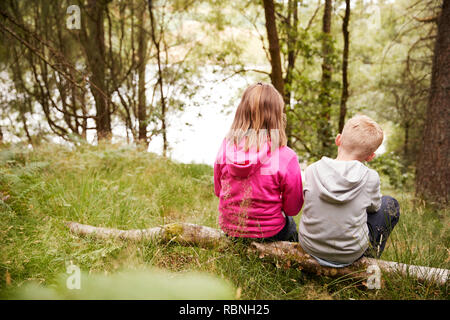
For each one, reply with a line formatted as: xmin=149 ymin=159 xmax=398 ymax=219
xmin=226 ymin=82 xmax=287 ymax=151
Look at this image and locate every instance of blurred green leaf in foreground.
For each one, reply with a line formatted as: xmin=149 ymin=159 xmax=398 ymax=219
xmin=10 ymin=268 xmax=236 ymax=300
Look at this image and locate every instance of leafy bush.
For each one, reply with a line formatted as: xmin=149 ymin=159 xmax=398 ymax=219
xmin=368 ymin=152 xmax=414 ymax=189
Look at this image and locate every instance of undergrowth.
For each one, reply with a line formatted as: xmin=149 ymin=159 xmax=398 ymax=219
xmin=0 ymin=143 xmax=448 ymax=299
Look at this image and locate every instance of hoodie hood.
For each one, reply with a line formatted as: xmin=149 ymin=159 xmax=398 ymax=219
xmin=311 ymin=157 xmax=369 ymax=204
xmin=223 ymin=139 xmax=271 ymax=178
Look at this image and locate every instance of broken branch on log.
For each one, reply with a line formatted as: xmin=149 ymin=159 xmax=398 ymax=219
xmin=65 ymin=221 xmax=449 ymax=286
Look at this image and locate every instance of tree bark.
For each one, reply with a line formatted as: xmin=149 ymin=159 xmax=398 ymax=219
xmin=283 ymin=0 xmax=299 ymax=147
xmin=319 ymin=0 xmax=334 ymax=153
xmin=415 ymin=0 xmax=450 ymax=204
xmin=66 ymin=221 xmax=228 ymax=248
xmin=82 ymin=0 xmax=112 ymax=142
xmin=338 ymin=0 xmax=350 ymax=133
xmin=262 ymin=0 xmax=285 ymax=98
xmin=249 ymin=241 xmax=448 ymax=286
xmin=148 ymin=0 xmax=168 ymax=157
xmin=404 ymin=120 xmax=410 ymax=158
xmin=66 ymin=221 xmax=449 ymax=286
xmin=137 ymin=6 xmax=148 ymax=146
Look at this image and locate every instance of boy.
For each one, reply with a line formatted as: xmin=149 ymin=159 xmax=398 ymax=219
xmin=298 ymin=115 xmax=400 ymax=267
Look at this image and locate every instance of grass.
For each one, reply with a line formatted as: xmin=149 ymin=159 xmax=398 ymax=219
xmin=0 ymin=143 xmax=448 ymax=299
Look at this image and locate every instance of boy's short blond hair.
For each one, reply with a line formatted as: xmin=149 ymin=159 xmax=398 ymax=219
xmin=340 ymin=115 xmax=383 ymax=158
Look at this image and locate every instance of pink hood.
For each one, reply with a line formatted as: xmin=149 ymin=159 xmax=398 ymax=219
xmin=224 ymin=140 xmax=270 ymax=178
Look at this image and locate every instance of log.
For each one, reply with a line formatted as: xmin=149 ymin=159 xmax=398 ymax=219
xmin=65 ymin=221 xmax=448 ymax=286
xmin=65 ymin=221 xmax=229 ymax=248
xmin=249 ymin=241 xmax=449 ymax=286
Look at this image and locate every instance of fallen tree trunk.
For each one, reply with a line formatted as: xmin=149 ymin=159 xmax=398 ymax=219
xmin=249 ymin=241 xmax=449 ymax=287
xmin=65 ymin=221 xmax=229 ymax=248
xmin=66 ymin=222 xmax=449 ymax=286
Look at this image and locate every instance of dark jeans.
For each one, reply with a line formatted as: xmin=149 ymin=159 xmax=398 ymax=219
xmin=364 ymin=195 xmax=401 ymax=258
xmin=265 ymin=216 xmax=299 ymax=242
xmin=228 ymin=216 xmax=299 ymax=244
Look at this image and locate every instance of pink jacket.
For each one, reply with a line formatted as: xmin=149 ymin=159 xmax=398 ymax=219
xmin=214 ymin=138 xmax=303 ymax=238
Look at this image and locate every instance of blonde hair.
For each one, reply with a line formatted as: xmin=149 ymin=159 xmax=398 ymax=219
xmin=340 ymin=115 xmax=384 ymax=158
xmin=226 ymin=82 xmax=287 ymax=151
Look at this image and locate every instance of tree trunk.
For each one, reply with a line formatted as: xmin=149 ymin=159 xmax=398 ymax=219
xmin=319 ymin=0 xmax=333 ymax=153
xmin=66 ymin=221 xmax=228 ymax=248
xmin=83 ymin=0 xmax=112 ymax=142
xmin=249 ymin=241 xmax=448 ymax=286
xmin=262 ymin=0 xmax=285 ymax=98
xmin=137 ymin=7 xmax=148 ymax=147
xmin=416 ymin=0 xmax=450 ymax=204
xmin=66 ymin=221 xmax=449 ymax=286
xmin=404 ymin=120 xmax=410 ymax=159
xmin=284 ymin=0 xmax=299 ymax=147
xmin=148 ymin=0 xmax=168 ymax=157
xmin=55 ymin=10 xmax=78 ymax=137
xmin=338 ymin=0 xmax=350 ymax=133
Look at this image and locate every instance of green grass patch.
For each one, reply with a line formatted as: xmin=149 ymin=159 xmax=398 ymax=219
xmin=0 ymin=143 xmax=448 ymax=299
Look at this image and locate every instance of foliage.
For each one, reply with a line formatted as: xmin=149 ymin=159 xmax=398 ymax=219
xmin=0 ymin=0 xmax=442 ymax=170
xmin=10 ymin=269 xmax=236 ymax=300
xmin=0 ymin=0 xmax=210 ymax=146
xmin=368 ymin=152 xmax=414 ymax=189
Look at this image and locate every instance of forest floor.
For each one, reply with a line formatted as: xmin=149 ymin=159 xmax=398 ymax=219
xmin=0 ymin=143 xmax=448 ymax=300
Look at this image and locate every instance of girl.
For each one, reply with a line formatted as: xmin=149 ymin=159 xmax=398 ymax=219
xmin=214 ymin=82 xmax=303 ymax=241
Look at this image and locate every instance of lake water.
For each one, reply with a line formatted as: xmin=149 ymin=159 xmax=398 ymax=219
xmin=144 ymin=72 xmax=252 ymax=165
xmin=138 ymin=69 xmax=385 ymax=165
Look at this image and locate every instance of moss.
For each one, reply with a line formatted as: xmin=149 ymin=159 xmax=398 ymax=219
xmin=163 ymin=223 xmax=185 ymax=241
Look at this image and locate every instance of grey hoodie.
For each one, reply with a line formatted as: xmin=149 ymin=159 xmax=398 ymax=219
xmin=298 ymin=157 xmax=382 ymax=264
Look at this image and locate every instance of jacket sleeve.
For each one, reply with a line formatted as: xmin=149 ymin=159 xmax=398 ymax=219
xmin=281 ymin=156 xmax=304 ymax=216
xmin=366 ymin=170 xmax=382 ymax=213
xmin=214 ymin=140 xmax=227 ymax=198
xmin=214 ymin=161 xmax=222 ymax=198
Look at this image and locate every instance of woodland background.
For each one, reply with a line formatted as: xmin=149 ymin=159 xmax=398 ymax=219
xmin=0 ymin=0 xmax=448 ymax=299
